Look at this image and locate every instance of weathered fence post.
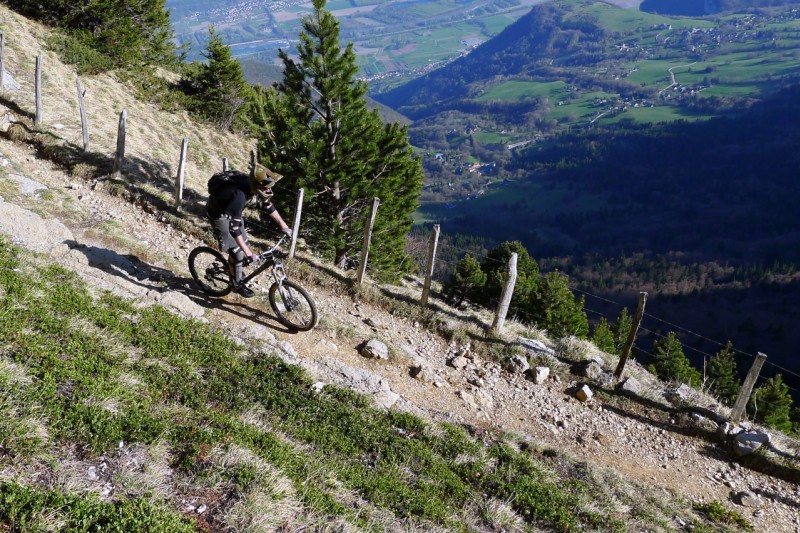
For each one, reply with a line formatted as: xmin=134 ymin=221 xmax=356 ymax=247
xmin=174 ymin=137 xmax=188 ymax=209
xmin=420 ymin=224 xmax=441 ymax=307
xmin=76 ymin=77 xmax=88 ymax=151
xmin=288 ymin=188 xmax=304 ymax=259
xmin=731 ymin=352 xmax=767 ymax=422
xmin=356 ymin=197 xmax=380 ymax=284
xmin=614 ymin=291 xmax=648 ymax=380
xmin=34 ymin=55 xmax=42 ymax=126
xmin=222 ymin=157 xmax=229 ymax=171
xmin=0 ymin=33 xmax=5 ymax=90
xmin=490 ymin=253 xmax=518 ymax=335
xmin=112 ymin=109 xmax=126 ymax=178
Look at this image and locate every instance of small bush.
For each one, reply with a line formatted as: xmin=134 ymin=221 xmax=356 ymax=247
xmin=46 ymin=33 xmax=116 ymax=75
xmin=693 ymin=500 xmax=753 ymax=532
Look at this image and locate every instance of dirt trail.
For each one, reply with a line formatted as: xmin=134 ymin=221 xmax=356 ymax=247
xmin=1 ymin=133 xmax=799 ymax=531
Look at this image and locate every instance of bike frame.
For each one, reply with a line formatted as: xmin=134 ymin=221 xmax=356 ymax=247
xmin=238 ymin=234 xmax=290 ymax=289
xmin=240 ymin=255 xmax=287 ymax=288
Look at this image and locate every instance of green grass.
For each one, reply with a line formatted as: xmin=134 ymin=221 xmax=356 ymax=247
xmin=478 ymin=80 xmax=568 ymax=102
xmin=0 ymin=237 xmax=752 ymax=531
xmin=602 ymin=105 xmax=715 ymax=124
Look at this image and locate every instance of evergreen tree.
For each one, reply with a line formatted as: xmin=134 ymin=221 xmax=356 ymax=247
xmin=181 ymin=26 xmax=252 ymax=131
xmin=442 ymin=254 xmax=487 ymax=307
xmin=592 ymin=317 xmax=615 ymax=353
xmin=478 ymin=241 xmax=540 ymax=319
xmin=705 ymin=341 xmax=740 ymax=406
xmin=6 ymin=0 xmax=178 ymax=68
xmin=253 ymin=0 xmax=423 ymax=279
xmin=528 ymin=271 xmax=589 ymax=338
xmin=750 ymin=374 xmax=793 ymax=432
xmin=647 ymin=332 xmax=701 ymax=387
xmin=791 ymin=407 xmax=800 ymax=436
xmin=612 ymin=307 xmax=633 ymax=354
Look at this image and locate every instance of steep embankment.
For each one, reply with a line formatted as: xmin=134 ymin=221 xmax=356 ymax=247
xmin=1 ymin=4 xmax=799 ymax=532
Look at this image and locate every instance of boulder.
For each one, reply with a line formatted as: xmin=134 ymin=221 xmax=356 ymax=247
xmin=508 ymin=354 xmax=530 ymax=374
xmin=617 ymin=376 xmax=643 ymax=396
xmin=448 ymin=355 xmax=469 ymax=370
xmin=574 ymin=384 xmax=593 ymax=402
xmin=733 ymin=431 xmax=771 ymax=457
xmin=359 ymin=338 xmax=389 ymax=360
xmin=525 ymin=366 xmax=550 ymax=384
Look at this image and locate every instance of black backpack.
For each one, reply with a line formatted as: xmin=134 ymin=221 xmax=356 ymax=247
xmin=207 ymin=170 xmax=248 ymax=196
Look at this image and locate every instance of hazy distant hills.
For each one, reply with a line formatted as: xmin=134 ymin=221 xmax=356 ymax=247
xmin=641 ymin=0 xmax=800 ymax=16
xmin=374 ymin=3 xmax=603 ymax=118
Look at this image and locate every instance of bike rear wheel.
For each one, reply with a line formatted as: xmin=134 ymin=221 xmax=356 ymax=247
xmin=188 ymin=246 xmax=233 ymax=296
xmin=269 ymin=280 xmax=318 ymax=331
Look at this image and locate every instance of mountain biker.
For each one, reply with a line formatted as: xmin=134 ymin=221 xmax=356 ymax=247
xmin=206 ymin=162 xmax=292 ymax=298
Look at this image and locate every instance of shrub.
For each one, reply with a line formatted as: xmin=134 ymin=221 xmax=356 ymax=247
xmin=46 ymin=33 xmax=116 ymax=75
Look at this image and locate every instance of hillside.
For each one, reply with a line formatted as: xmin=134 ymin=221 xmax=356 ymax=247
xmin=371 ymin=0 xmax=800 ymax=394
xmin=1 ymin=4 xmax=800 ymax=532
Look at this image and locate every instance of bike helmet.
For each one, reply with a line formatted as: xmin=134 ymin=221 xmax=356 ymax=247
xmin=250 ymin=163 xmax=283 ymax=200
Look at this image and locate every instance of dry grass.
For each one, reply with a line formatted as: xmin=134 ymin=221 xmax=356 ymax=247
xmin=0 ymin=4 xmax=254 ymax=218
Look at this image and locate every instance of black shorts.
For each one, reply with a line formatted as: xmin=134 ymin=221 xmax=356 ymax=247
xmin=210 ymin=215 xmax=248 ymax=255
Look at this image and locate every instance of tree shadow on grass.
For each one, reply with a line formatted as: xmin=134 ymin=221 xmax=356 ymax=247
xmin=0 ymin=117 xmax=209 ymax=225
xmin=64 ymin=239 xmax=297 ymax=334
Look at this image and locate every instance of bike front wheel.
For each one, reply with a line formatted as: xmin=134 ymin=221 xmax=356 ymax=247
xmin=268 ymin=280 xmax=318 ymax=331
xmin=188 ymin=246 xmax=232 ymax=297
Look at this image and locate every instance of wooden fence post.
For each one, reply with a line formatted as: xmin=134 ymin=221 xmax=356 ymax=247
xmin=490 ymin=253 xmax=518 ymax=335
xmin=222 ymin=157 xmax=229 ymax=171
xmin=288 ymin=188 xmax=304 ymax=259
xmin=34 ymin=55 xmax=42 ymax=126
xmin=112 ymin=109 xmax=126 ymax=178
xmin=356 ymin=197 xmax=380 ymax=284
xmin=0 ymin=33 xmax=5 ymax=90
xmin=731 ymin=352 xmax=767 ymax=422
xmin=76 ymin=77 xmax=88 ymax=151
xmin=614 ymin=291 xmax=647 ymax=380
xmin=420 ymin=224 xmax=440 ymax=307
xmin=174 ymin=137 xmax=188 ymax=209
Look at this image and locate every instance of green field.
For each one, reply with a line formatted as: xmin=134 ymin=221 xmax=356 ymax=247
xmin=169 ymin=0 xmax=537 ymax=82
xmin=478 ymin=80 xmax=567 ymax=101
xmin=602 ymin=105 xmax=714 ymax=124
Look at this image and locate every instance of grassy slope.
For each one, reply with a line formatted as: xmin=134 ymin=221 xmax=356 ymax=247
xmin=0 ymin=237 xmax=754 ymax=532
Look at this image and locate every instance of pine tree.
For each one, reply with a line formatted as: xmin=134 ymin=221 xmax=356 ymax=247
xmin=181 ymin=26 xmax=252 ymax=130
xmin=477 ymin=241 xmax=540 ymax=320
xmin=612 ymin=307 xmax=633 ymax=354
xmin=442 ymin=254 xmax=486 ymax=307
xmin=705 ymin=341 xmax=740 ymax=406
xmin=647 ymin=332 xmax=701 ymax=387
xmin=252 ymin=0 xmax=423 ymax=279
xmin=750 ymin=374 xmax=793 ymax=432
xmin=6 ymin=0 xmax=178 ymax=68
xmin=528 ymin=271 xmax=589 ymax=338
xmin=592 ymin=317 xmax=615 ymax=353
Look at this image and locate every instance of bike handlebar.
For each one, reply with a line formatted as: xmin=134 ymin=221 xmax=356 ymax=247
xmin=255 ymin=233 xmax=289 ymax=263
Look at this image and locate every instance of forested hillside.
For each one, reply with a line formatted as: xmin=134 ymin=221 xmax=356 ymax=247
xmin=417 ymin=80 xmax=800 ymax=394
xmin=369 ymin=0 xmax=800 ymax=398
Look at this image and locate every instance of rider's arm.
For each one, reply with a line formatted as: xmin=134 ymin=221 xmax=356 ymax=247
xmin=263 ymin=199 xmax=290 ymax=231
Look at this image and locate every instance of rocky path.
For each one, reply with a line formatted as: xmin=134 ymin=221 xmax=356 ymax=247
xmin=1 ymin=136 xmax=799 ymax=532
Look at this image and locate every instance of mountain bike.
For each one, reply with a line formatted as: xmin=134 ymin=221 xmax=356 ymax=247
xmin=188 ymin=234 xmax=318 ymax=331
